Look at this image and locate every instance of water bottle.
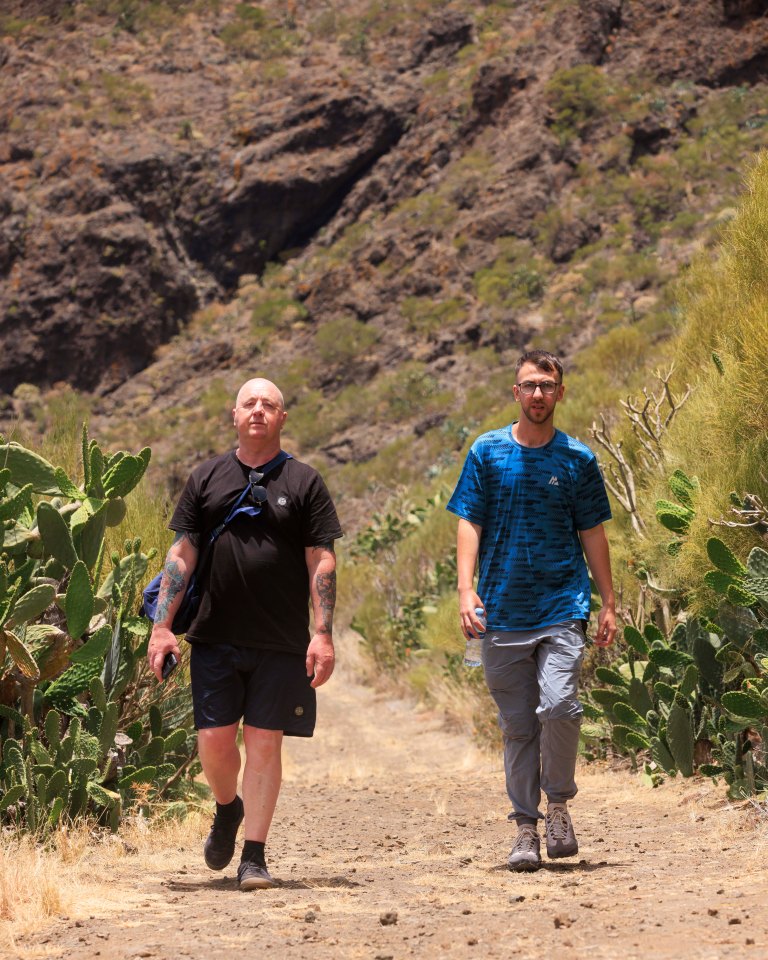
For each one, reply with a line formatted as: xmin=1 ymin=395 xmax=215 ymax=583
xmin=464 ymin=607 xmax=486 ymax=668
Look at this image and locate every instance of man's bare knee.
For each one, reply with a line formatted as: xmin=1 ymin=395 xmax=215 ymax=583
xmin=243 ymin=725 xmax=283 ymax=758
xmin=198 ymin=722 xmax=239 ymax=750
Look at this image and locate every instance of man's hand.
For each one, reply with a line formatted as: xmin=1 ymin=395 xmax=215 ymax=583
xmin=594 ymin=604 xmax=617 ymax=647
xmin=306 ymin=632 xmax=335 ymax=688
xmin=459 ymin=588 xmax=485 ymax=641
xmin=147 ymin=626 xmax=181 ymax=682
xmin=578 ymin=523 xmax=616 ymax=648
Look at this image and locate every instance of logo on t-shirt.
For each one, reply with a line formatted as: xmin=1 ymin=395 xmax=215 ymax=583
xmin=548 ymin=475 xmax=559 ymax=486
xmin=277 ymin=496 xmax=288 ymax=506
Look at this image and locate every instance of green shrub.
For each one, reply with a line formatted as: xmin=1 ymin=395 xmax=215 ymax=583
xmin=250 ymin=292 xmax=307 ymax=339
xmin=400 ymin=296 xmax=467 ymax=333
xmin=314 ymin=316 xmax=379 ymax=366
xmin=0 ymin=16 xmax=32 ymax=37
xmin=317 ymin=223 xmax=374 ymax=268
xmin=473 ymin=239 xmax=550 ymax=312
xmin=282 ymin=390 xmax=330 ymax=448
xmin=382 ymin=363 xmax=451 ymax=419
xmin=393 ymin=193 xmax=459 ymax=232
xmin=99 ymin=72 xmax=153 ymax=124
xmin=219 ymin=4 xmax=295 ymax=58
xmin=474 ymin=262 xmax=545 ymax=309
xmin=234 ymin=2 xmax=266 ymax=28
xmin=545 ymin=65 xmax=615 ymax=142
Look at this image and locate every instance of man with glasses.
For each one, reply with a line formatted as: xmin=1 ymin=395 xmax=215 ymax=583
xmin=447 ymin=349 xmax=616 ymax=872
xmin=147 ymin=378 xmax=342 ymax=890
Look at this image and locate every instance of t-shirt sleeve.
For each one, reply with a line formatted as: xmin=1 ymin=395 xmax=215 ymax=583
xmin=169 ymin=471 xmax=203 ymax=534
xmin=573 ymin=454 xmax=612 ymax=530
xmin=301 ymin=472 xmax=344 ymax=545
xmin=446 ymin=446 xmax=486 ymax=525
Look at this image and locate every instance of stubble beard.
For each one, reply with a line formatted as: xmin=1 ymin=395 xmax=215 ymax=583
xmin=521 ymin=402 xmax=555 ymax=425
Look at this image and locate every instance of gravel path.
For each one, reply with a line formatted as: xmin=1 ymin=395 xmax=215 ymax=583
xmin=17 ymin=636 xmax=768 ymax=960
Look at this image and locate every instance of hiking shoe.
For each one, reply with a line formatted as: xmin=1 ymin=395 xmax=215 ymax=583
xmin=545 ymin=803 xmax=578 ymax=858
xmin=237 ymin=860 xmax=277 ymax=891
xmin=203 ymin=796 xmax=244 ymax=870
xmin=507 ymin=825 xmax=541 ymax=872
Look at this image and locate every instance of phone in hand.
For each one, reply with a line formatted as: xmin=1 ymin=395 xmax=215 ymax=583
xmin=161 ymin=652 xmax=179 ymax=680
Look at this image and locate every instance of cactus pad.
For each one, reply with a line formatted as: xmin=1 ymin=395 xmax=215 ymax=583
xmin=623 ymin=625 xmax=649 ymax=655
xmin=648 ymin=647 xmax=694 ymax=669
xmin=718 ymin=601 xmax=759 ymax=647
xmin=721 ymin=690 xmax=765 ymax=720
xmin=707 ymin=537 xmax=747 ymax=575
xmin=666 ymin=702 xmax=694 ymax=776
xmin=37 ymin=502 xmax=79 ymax=569
xmin=0 ymin=444 xmax=59 ymax=494
xmin=64 ymin=561 xmax=94 ymax=642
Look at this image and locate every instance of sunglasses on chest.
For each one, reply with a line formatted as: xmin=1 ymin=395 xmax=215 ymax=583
xmin=249 ymin=469 xmax=268 ymax=504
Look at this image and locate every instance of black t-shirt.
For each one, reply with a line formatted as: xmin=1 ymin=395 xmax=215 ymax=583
xmin=169 ymin=450 xmax=343 ymax=654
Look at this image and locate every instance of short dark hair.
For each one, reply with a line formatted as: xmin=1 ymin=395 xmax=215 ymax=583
xmin=515 ymin=350 xmax=563 ymax=381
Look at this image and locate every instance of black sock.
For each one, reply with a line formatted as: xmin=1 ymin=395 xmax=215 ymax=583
xmin=216 ymin=796 xmax=242 ymax=820
xmin=241 ymin=840 xmax=266 ymax=867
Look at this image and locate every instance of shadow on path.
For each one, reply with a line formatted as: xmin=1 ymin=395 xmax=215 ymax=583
xmin=488 ymin=858 xmax=628 ymax=874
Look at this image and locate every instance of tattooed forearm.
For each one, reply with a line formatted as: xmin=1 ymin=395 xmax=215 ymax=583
xmin=154 ymin=559 xmax=187 ymax=625
xmin=315 ymin=569 xmax=336 ymax=634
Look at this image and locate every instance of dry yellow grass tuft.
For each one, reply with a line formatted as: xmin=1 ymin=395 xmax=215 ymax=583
xmin=0 ymin=812 xmax=208 ymax=955
xmin=0 ymin=832 xmax=74 ymax=955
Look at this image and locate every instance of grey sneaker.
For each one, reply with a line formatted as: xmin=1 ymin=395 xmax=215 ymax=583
xmin=545 ymin=803 xmax=578 ymax=858
xmin=507 ymin=825 xmax=541 ymax=872
xmin=237 ymin=859 xmax=278 ymax=891
xmin=203 ymin=796 xmax=244 ymax=870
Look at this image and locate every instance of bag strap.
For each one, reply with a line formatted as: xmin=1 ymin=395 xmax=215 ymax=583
xmin=206 ymin=449 xmax=292 ymax=547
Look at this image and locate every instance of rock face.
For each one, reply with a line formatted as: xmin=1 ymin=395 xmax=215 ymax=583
xmin=1 ymin=0 xmax=768 ymax=408
xmin=0 ymin=60 xmax=409 ymax=394
xmin=176 ymin=90 xmax=409 ymax=289
xmin=0 ymin=184 xmax=198 ymax=394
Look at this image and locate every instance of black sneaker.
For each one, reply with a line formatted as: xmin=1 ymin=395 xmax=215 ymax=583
xmin=203 ymin=796 xmax=244 ymax=870
xmin=237 ymin=860 xmax=277 ymax=891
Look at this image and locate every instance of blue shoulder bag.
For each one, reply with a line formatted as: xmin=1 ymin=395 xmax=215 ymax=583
xmin=140 ymin=451 xmax=291 ymax=633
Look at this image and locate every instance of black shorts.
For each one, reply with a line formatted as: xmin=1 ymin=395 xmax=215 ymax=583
xmin=189 ymin=643 xmax=316 ymax=737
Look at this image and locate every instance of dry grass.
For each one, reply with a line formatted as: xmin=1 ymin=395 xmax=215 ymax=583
xmin=0 ymin=812 xmax=208 ymax=954
xmin=0 ymin=835 xmax=67 ymax=930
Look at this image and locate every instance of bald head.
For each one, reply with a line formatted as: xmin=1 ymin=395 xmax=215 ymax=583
xmin=235 ymin=378 xmax=285 ymax=411
xmin=232 ymin=378 xmax=288 ymax=459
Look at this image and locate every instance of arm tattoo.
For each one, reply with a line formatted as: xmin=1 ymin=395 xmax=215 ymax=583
xmin=315 ymin=569 xmax=336 ymax=634
xmin=173 ymin=530 xmax=201 ymax=549
xmin=310 ymin=541 xmax=335 ymax=553
xmin=155 ymin=558 xmax=188 ymax=625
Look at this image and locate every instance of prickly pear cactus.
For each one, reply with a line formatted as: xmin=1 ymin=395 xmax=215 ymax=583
xmin=0 ymin=429 xmax=196 ymax=834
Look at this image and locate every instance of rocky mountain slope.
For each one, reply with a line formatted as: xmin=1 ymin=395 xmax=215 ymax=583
xmin=3 ymin=0 xmax=768 ymax=521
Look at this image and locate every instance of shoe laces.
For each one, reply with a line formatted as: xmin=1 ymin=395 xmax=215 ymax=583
xmin=546 ymin=806 xmax=570 ymax=841
xmin=513 ymin=827 xmax=539 ymax=854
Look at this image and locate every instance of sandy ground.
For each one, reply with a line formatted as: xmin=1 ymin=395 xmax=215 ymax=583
xmin=14 ymin=635 xmax=768 ymax=960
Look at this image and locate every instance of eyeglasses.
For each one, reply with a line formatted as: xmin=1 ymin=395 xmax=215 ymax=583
xmin=515 ymin=380 xmax=560 ymax=396
xmin=249 ymin=470 xmax=268 ymax=504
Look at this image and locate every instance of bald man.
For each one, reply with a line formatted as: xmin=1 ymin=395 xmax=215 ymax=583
xmin=147 ymin=378 xmax=342 ymax=890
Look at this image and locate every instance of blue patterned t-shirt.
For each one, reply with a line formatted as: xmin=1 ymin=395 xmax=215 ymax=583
xmin=446 ymin=425 xmax=611 ymax=631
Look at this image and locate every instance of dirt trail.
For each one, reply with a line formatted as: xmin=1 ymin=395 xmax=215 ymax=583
xmin=17 ymin=635 xmax=768 ymax=960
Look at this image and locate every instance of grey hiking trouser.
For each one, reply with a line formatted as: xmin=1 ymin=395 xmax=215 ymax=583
xmin=482 ymin=620 xmax=585 ymax=825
